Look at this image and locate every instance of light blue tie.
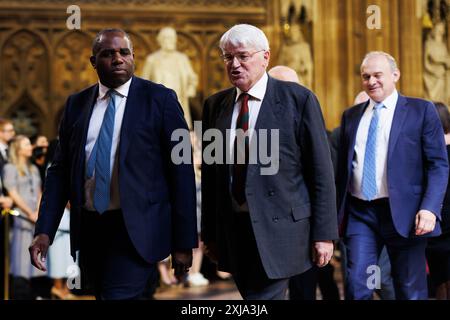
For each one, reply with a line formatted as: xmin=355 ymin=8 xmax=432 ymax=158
xmin=92 ymin=90 xmax=117 ymax=213
xmin=361 ymin=103 xmax=383 ymax=201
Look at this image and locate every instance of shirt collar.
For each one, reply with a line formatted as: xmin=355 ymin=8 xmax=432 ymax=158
xmin=235 ymin=72 xmax=268 ymax=102
xmin=98 ymin=77 xmax=132 ymax=100
xmin=369 ymin=89 xmax=398 ymax=110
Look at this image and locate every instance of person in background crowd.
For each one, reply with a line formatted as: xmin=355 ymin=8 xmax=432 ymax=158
xmin=30 ymin=135 xmax=49 ymax=152
xmin=47 ymin=203 xmax=75 ymax=300
xmin=268 ymin=65 xmax=340 ymax=300
xmin=185 ymin=131 xmax=209 ymax=287
xmin=0 ymin=118 xmax=15 ymax=299
xmin=3 ymin=135 xmax=44 ymax=299
xmin=426 ymin=101 xmax=450 ymax=300
xmin=31 ymin=147 xmax=47 ymax=189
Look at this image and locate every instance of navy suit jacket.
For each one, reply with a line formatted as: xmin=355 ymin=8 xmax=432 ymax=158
xmin=202 ymin=76 xmax=338 ymax=279
xmin=35 ymin=76 xmax=198 ymax=263
xmin=337 ymin=94 xmax=449 ymax=238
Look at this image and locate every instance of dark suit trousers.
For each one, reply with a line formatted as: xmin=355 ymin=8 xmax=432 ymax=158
xmin=344 ymin=196 xmax=427 ymax=300
xmin=79 ymin=209 xmax=157 ymax=300
xmin=289 ymin=264 xmax=341 ymax=300
xmin=231 ymin=212 xmax=289 ymax=300
xmin=288 ymin=266 xmax=317 ymax=300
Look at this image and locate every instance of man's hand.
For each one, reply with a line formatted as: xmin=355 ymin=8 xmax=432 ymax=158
xmin=29 ymin=234 xmax=50 ymax=271
xmin=415 ymin=209 xmax=436 ymax=236
xmin=172 ymin=249 xmax=193 ymax=282
xmin=203 ymin=242 xmax=219 ymax=264
xmin=312 ymin=240 xmax=334 ymax=268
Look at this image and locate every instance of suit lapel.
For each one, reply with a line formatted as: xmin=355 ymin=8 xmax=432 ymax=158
xmin=215 ymin=88 xmax=236 ymax=164
xmin=247 ymin=76 xmax=281 ymax=178
xmin=74 ymin=84 xmax=98 ymax=138
xmin=119 ymin=76 xmax=142 ymax=165
xmin=254 ymin=76 xmax=281 ymax=131
xmin=346 ymin=101 xmax=369 ymax=170
xmin=215 ymin=89 xmax=236 ymax=133
xmin=70 ymin=84 xmax=97 ymax=207
xmin=75 ymin=84 xmax=98 ymax=178
xmin=387 ymin=94 xmax=409 ymax=161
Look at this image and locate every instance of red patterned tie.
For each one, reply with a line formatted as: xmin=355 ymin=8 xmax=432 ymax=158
xmin=232 ymin=93 xmax=250 ymax=205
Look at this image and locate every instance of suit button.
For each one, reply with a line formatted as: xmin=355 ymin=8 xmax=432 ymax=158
xmin=272 ymin=216 xmax=279 ymax=222
xmin=268 ymin=190 xmax=275 ymax=196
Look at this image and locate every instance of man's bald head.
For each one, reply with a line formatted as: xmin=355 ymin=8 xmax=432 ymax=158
xmin=268 ymin=65 xmax=299 ymax=83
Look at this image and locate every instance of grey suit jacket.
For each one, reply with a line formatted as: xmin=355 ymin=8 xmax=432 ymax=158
xmin=201 ymin=76 xmax=338 ymax=279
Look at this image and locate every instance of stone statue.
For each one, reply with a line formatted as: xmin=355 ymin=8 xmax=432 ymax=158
xmin=278 ymin=24 xmax=313 ymax=89
xmin=424 ymin=22 xmax=450 ymax=104
xmin=142 ymin=27 xmax=198 ymax=128
xmin=281 ymin=0 xmax=314 ymax=23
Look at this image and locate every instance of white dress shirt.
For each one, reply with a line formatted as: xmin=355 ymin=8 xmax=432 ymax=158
xmin=84 ymin=77 xmax=131 ymax=211
xmin=229 ymin=72 xmax=268 ymax=211
xmin=350 ymin=90 xmax=399 ymax=200
xmin=0 ymin=142 xmax=8 ymax=161
xmin=229 ymin=72 xmax=268 ymax=156
xmin=85 ymin=78 xmax=131 ymax=175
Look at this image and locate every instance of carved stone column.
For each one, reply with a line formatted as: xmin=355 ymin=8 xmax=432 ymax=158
xmin=313 ymin=0 xmax=347 ymax=129
xmin=399 ymin=0 xmax=424 ymax=97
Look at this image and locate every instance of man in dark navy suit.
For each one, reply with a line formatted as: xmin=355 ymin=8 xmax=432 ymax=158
xmin=337 ymin=51 xmax=449 ymax=299
xmin=29 ymin=28 xmax=197 ymax=299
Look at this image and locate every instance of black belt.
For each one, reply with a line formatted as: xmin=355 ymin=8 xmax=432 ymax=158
xmin=82 ymin=208 xmax=122 ymax=215
xmin=349 ymin=195 xmax=389 ymax=206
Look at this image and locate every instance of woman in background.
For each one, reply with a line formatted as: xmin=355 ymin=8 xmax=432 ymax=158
xmin=47 ymin=203 xmax=75 ymax=299
xmin=427 ymin=102 xmax=450 ymax=299
xmin=3 ymin=135 xmax=45 ymax=299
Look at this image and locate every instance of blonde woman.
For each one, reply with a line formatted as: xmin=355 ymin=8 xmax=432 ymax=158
xmin=3 ymin=135 xmax=45 ymax=299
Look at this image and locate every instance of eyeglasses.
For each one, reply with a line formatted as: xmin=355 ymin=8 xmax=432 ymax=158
xmin=221 ymin=50 xmax=265 ymax=64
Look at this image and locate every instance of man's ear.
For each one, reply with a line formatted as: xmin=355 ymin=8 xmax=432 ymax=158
xmin=263 ymin=50 xmax=270 ymax=67
xmin=90 ymin=56 xmax=96 ymax=68
xmin=393 ymin=69 xmax=401 ymax=83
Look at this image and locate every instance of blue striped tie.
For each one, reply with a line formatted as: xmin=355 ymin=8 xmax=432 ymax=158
xmin=361 ymin=103 xmax=383 ymax=201
xmin=93 ymin=90 xmax=117 ymax=213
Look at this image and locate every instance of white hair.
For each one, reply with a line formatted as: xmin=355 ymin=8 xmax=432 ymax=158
xmin=219 ymin=24 xmax=270 ymax=53
xmin=361 ymin=51 xmax=398 ymax=72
